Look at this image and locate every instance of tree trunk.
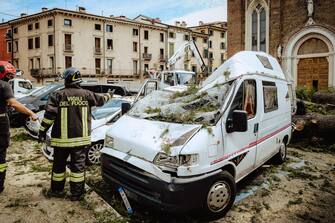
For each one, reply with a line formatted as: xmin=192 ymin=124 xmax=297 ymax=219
xmin=292 ymin=113 xmax=335 ymax=143
xmin=312 ymin=92 xmax=335 ymax=105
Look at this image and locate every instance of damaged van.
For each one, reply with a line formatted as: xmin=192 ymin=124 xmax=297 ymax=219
xmin=100 ymin=51 xmax=292 ymax=218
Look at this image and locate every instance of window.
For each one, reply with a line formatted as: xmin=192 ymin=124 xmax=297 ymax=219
xmin=169 ymin=42 xmax=174 ymax=57
xmin=14 ymin=41 xmax=18 ymax=52
xmin=133 ymin=60 xmax=138 ymax=75
xmin=7 ymin=42 xmax=12 ymax=53
xmin=160 ymin=65 xmax=164 ymax=71
xmin=13 ymin=27 xmax=18 ymax=34
xmin=169 ymin=32 xmax=175 ymax=38
xmin=95 ymin=38 xmax=101 ymax=53
xmin=49 ymin=56 xmax=54 ymax=68
xmin=209 ymin=41 xmax=212 ymax=48
xmin=64 ymin=34 xmax=72 ymax=51
xmin=48 ymin=35 xmax=54 ymax=47
xmin=203 ymin=38 xmax=208 ymax=44
xmin=221 ymin=53 xmax=225 ymax=62
xmin=35 ymin=37 xmax=40 ymax=49
xmin=262 ymin=81 xmax=278 ymax=113
xmin=221 ymin=42 xmax=225 ymax=49
xmin=144 ymin=64 xmax=149 ymax=73
xmin=160 ymin=33 xmax=164 ymax=42
xmin=160 ymin=48 xmax=164 ymax=57
xmin=209 ymin=30 xmax=213 ymax=36
xmin=107 ymin=59 xmax=112 ymax=74
xmin=65 ymin=56 xmax=72 ymax=68
xmin=28 ymin=24 xmax=33 ymax=31
xmin=209 ymin=52 xmax=213 ymax=59
xmin=106 ymin=25 xmax=113 ymax=32
xmin=36 ymin=58 xmax=41 ymax=69
xmin=64 ymin=19 xmax=72 ymax=26
xmin=35 ymin=22 xmax=39 ymax=29
xmin=95 ymin=24 xmax=101 ymax=30
xmin=133 ymin=42 xmax=138 ymax=52
xmin=29 ymin=58 xmax=34 ymax=69
xmin=107 ymin=39 xmax=113 ymax=50
xmin=144 ymin=30 xmax=149 ymax=40
xmin=221 ymin=32 xmax=225 ymax=38
xmin=95 ymin=58 xmax=101 ymax=74
xmin=229 ymin=80 xmax=257 ymax=119
xmin=184 ymin=34 xmax=190 ymax=41
xmin=28 ymin=38 xmax=33 ymax=49
xmin=133 ymin=29 xmax=138 ymax=36
xmin=192 ymin=36 xmax=197 ymax=41
xmin=250 ymin=4 xmax=267 ymax=52
xmin=203 ymin=49 xmax=208 ymax=58
xmin=48 ymin=19 xmax=53 ymax=27
xmin=144 ymin=46 xmax=148 ymax=54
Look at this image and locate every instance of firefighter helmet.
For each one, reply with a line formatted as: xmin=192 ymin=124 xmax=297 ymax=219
xmin=0 ymin=61 xmax=16 ymax=81
xmin=62 ymin=67 xmax=82 ymax=85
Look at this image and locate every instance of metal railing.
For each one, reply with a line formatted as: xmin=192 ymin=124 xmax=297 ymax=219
xmin=94 ymin=47 xmax=102 ymax=55
xmin=142 ymin=53 xmax=152 ymax=60
xmin=64 ymin=44 xmax=73 ymax=52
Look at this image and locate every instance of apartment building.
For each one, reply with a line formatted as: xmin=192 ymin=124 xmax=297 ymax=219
xmin=190 ymin=21 xmax=227 ymax=73
xmin=4 ymin=7 xmax=226 ymax=84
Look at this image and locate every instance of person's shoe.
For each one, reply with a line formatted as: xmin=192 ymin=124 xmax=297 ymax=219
xmin=70 ymin=194 xmax=84 ymax=201
xmin=45 ymin=189 xmax=66 ymax=198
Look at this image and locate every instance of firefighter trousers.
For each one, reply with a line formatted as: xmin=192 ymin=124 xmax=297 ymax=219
xmin=51 ymin=146 xmax=86 ymax=197
xmin=0 ymin=116 xmax=10 ymax=190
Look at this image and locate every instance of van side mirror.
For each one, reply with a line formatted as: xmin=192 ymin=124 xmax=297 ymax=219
xmin=226 ymin=110 xmax=248 ymax=133
xmin=121 ymin=102 xmax=131 ymax=115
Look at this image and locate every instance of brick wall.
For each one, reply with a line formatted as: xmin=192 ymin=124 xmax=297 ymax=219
xmin=227 ymin=0 xmax=245 ymax=57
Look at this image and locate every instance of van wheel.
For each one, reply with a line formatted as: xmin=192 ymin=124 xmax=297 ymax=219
xmin=203 ymin=171 xmax=236 ymax=220
xmin=86 ymin=142 xmax=103 ymax=165
xmin=272 ymin=142 xmax=287 ymax=164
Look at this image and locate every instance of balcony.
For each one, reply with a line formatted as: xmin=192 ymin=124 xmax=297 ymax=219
xmin=64 ymin=44 xmax=73 ymax=52
xmin=159 ymin=55 xmax=166 ymax=62
xmin=142 ymin=53 xmax=152 ymax=61
xmin=94 ymin=47 xmax=102 ymax=55
xmin=30 ymin=69 xmax=41 ymax=78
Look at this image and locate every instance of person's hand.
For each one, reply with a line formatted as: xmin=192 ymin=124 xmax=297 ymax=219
xmin=31 ymin=113 xmax=38 ymax=121
xmin=38 ymin=131 xmax=46 ymax=143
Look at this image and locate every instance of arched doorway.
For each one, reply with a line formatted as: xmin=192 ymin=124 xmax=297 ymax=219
xmin=296 ymin=37 xmax=329 ymax=90
xmin=282 ymin=26 xmax=335 ymax=90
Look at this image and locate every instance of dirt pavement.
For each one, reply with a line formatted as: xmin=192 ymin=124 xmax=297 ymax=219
xmin=0 ymin=129 xmax=122 ymax=223
xmin=1 ymin=128 xmax=334 ymax=223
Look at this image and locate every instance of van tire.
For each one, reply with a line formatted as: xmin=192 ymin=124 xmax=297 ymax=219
xmin=202 ymin=171 xmax=236 ymax=220
xmin=272 ymin=142 xmax=287 ymax=164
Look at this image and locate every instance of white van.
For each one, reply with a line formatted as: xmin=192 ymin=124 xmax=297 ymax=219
xmin=8 ymin=78 xmax=33 ymax=98
xmin=100 ymin=51 xmax=292 ymax=218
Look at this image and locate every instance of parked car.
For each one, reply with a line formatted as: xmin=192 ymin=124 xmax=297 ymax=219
xmin=9 ymin=83 xmax=128 ymax=127
xmin=100 ymin=51 xmax=293 ymax=218
xmin=25 ymin=97 xmax=132 ymax=165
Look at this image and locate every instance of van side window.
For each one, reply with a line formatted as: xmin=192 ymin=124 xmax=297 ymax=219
xmin=229 ymin=80 xmax=257 ymax=119
xmin=262 ymin=81 xmax=278 ymax=112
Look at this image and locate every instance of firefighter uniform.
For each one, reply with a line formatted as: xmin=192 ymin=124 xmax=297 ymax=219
xmin=0 ymin=80 xmax=14 ymax=192
xmin=39 ymin=74 xmax=112 ymax=198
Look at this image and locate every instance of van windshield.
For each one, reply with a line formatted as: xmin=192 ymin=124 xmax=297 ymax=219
xmin=129 ymin=82 xmax=232 ymax=125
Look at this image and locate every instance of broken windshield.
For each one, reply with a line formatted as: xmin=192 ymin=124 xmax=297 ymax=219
xmin=128 ymin=82 xmax=232 ymax=125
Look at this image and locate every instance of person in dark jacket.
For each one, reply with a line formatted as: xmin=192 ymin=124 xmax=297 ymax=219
xmin=0 ymin=67 xmax=38 ymax=193
xmin=38 ymin=67 xmax=113 ymax=200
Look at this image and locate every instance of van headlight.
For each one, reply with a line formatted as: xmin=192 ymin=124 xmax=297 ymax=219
xmin=154 ymin=152 xmax=199 ymax=170
xmin=104 ymin=135 xmax=114 ymax=148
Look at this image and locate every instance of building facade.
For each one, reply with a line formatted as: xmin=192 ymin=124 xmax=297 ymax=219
xmin=0 ymin=23 xmax=11 ymax=62
xmin=228 ymin=0 xmax=335 ymax=90
xmin=2 ymin=7 xmax=226 ymax=85
xmin=190 ymin=21 xmax=228 ymax=74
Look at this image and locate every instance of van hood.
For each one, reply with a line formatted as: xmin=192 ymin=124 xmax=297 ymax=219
xmin=106 ymin=115 xmax=201 ymax=162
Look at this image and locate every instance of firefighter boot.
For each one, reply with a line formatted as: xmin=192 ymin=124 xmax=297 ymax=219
xmin=69 ymin=147 xmax=86 ymax=201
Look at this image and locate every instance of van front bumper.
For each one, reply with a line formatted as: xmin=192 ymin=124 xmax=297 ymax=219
xmin=101 ymin=153 xmax=220 ymax=212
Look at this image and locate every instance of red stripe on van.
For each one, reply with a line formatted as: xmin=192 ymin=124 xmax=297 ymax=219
xmin=210 ymin=123 xmax=291 ymax=165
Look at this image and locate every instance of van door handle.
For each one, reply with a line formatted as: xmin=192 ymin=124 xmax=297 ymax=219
xmin=254 ymin=123 xmax=259 ymax=133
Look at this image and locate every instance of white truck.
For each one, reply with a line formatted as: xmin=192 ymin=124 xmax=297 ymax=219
xmin=8 ymin=78 xmax=34 ymax=98
xmin=100 ymin=51 xmax=293 ymax=218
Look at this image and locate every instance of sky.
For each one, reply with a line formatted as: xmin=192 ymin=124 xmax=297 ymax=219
xmin=0 ymin=0 xmax=226 ymax=26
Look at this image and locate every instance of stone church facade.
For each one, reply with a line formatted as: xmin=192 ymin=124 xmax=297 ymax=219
xmin=228 ymin=0 xmax=335 ymax=90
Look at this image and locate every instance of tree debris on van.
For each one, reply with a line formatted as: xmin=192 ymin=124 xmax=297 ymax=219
xmin=129 ymin=83 xmax=231 ymax=126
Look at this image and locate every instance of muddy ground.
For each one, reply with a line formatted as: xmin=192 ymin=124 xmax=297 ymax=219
xmin=1 ymin=128 xmax=335 ymax=223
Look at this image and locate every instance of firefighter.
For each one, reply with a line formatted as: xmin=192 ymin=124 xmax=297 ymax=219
xmin=38 ymin=67 xmax=113 ymax=200
xmin=0 ymin=67 xmax=38 ymax=193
